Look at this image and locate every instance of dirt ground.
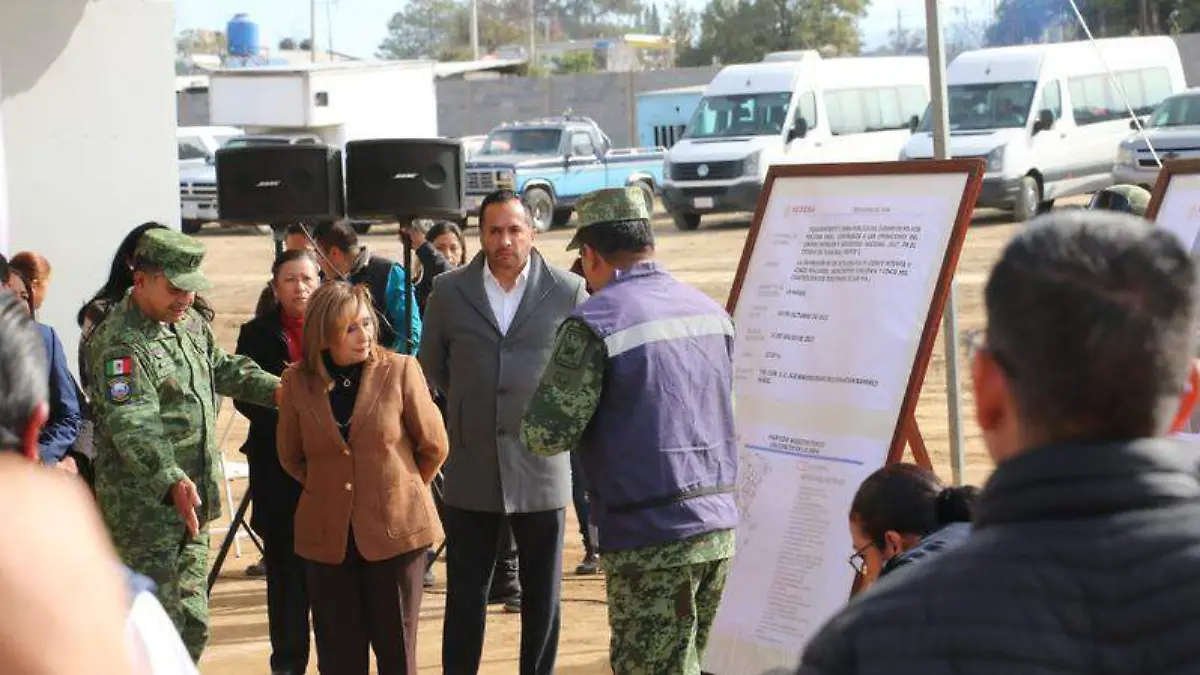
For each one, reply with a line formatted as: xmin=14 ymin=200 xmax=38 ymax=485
xmin=196 ymin=204 xmax=1035 ymax=674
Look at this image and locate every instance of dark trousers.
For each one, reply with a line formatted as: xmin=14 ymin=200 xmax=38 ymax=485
xmin=249 ymin=450 xmax=311 ymax=675
xmin=441 ymin=505 xmax=564 ymax=675
xmin=307 ymin=529 xmax=428 ymax=675
xmin=569 ymin=451 xmax=594 ymax=553
xmin=260 ymin=516 xmax=311 ymax=674
xmin=431 ymin=474 xmax=519 ymax=591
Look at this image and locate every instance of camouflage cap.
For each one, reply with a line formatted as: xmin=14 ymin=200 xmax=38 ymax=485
xmin=567 ymin=186 xmax=650 ymax=251
xmin=1089 ymin=184 xmax=1152 ymax=217
xmin=134 ymin=228 xmax=212 ymax=292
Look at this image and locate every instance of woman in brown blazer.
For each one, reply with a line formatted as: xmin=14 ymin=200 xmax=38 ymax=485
xmin=277 ymin=280 xmax=449 ymax=675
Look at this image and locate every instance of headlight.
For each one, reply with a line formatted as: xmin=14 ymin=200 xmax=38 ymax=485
xmin=496 ymin=169 xmax=515 ymax=188
xmin=986 ymin=146 xmax=1004 ymax=172
xmin=744 ymin=150 xmax=762 ymax=177
xmin=1116 ymin=147 xmax=1134 ymax=167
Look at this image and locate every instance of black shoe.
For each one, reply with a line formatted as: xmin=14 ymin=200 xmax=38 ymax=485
xmin=503 ymin=595 xmax=522 ymax=613
xmin=575 ymin=552 xmax=600 ymax=575
xmin=246 ymin=556 xmax=267 ymax=578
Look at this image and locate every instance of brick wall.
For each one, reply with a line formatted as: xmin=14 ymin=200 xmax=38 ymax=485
xmin=436 ymin=66 xmax=721 ymax=147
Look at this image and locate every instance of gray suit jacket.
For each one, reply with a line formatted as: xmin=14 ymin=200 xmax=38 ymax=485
xmin=419 ymin=249 xmax=588 ymax=513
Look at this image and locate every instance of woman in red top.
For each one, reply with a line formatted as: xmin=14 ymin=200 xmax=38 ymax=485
xmin=234 ymin=249 xmax=321 ymax=675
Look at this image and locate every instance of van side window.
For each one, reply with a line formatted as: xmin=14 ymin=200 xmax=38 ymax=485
xmin=1038 ymin=82 xmax=1062 ymax=120
xmin=826 ymin=86 xmax=927 ymax=135
xmin=1069 ymin=67 xmax=1174 ymax=125
xmin=795 ymin=91 xmax=817 ymax=131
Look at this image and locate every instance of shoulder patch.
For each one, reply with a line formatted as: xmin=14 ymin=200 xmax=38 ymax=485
xmin=107 ymin=376 xmax=133 ymax=405
xmin=104 ymin=356 xmax=134 ymax=378
xmin=553 ymin=322 xmax=592 ymax=370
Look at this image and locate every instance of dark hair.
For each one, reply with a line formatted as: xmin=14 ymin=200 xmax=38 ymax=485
xmin=850 ymin=463 xmax=978 ymax=547
xmin=986 ymin=210 xmax=1196 ymax=439
xmin=272 ymin=249 xmax=319 ymax=280
xmin=575 ymin=219 xmax=655 ymax=260
xmin=285 ymin=223 xmax=310 ymax=237
xmin=0 ymin=253 xmax=8 ymax=281
xmin=478 ymin=189 xmax=531 ymax=228
xmin=6 ymin=268 xmax=35 ymax=320
xmin=0 ymin=291 xmax=47 ymax=451
xmin=76 ymin=223 xmax=214 ymax=325
xmin=426 ymin=221 xmax=468 ymax=265
xmin=312 ymin=220 xmax=358 ymax=253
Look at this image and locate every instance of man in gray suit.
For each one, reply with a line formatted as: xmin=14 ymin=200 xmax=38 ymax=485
xmin=419 ymin=189 xmax=588 ymax=675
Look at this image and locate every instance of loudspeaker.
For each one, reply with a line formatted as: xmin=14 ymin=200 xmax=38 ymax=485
xmin=345 ymin=139 xmax=465 ymax=220
xmin=215 ymin=145 xmax=345 ymax=223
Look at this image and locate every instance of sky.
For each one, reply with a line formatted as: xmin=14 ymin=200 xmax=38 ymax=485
xmin=175 ymin=0 xmax=999 ymax=59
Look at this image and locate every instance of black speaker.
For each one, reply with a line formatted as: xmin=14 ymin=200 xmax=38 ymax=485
xmin=345 ymin=139 xmax=465 ymax=220
xmin=215 ymin=145 xmax=345 ymax=223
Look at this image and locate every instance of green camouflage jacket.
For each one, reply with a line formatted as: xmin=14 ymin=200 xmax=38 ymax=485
xmin=85 ymin=294 xmax=279 ymax=526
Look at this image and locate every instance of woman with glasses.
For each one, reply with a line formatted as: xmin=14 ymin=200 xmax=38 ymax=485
xmin=847 ymin=463 xmax=978 ymax=588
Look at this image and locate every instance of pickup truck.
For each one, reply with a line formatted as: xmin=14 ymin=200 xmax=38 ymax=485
xmin=464 ymin=115 xmax=665 ymax=231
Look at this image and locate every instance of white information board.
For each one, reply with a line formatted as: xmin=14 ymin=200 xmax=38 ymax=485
xmin=703 ymin=161 xmax=984 ymax=674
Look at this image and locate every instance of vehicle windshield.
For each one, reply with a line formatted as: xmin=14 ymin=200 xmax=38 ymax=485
xmin=1148 ymin=94 xmax=1200 ymax=127
xmin=683 ymin=92 xmax=792 ymax=139
xmin=919 ymin=81 xmax=1037 ymax=132
xmin=480 ymin=128 xmax=563 ymax=155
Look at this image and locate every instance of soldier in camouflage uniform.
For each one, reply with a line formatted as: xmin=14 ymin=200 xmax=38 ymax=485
xmin=85 ymin=228 xmax=282 ymax=663
xmin=521 ymin=187 xmax=739 ymax=674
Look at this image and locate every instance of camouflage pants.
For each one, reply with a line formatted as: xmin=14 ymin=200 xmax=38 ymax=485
xmin=605 ymin=557 xmax=733 ymax=675
xmin=115 ymin=521 xmax=211 ymax=662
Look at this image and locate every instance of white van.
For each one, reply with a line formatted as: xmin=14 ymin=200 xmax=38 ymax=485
xmin=660 ymin=52 xmax=929 ymax=231
xmin=899 ymin=36 xmax=1186 ymax=221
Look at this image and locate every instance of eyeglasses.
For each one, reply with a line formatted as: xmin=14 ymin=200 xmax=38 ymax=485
xmin=848 ymin=543 xmax=871 ymax=576
xmin=962 ymin=327 xmax=1016 ymax=377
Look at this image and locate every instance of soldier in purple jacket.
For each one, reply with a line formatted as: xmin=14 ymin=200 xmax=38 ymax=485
xmin=521 ymin=186 xmax=739 ymax=675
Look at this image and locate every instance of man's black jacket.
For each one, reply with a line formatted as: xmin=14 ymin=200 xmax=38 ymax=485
xmin=798 ymin=438 xmax=1200 ymax=675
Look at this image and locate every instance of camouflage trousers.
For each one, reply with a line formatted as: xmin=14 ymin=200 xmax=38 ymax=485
xmin=605 ymin=556 xmax=733 ymax=675
xmin=113 ymin=520 xmax=211 ymax=663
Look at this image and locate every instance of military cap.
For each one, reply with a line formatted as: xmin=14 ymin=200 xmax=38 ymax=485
xmin=134 ymin=228 xmax=212 ymax=292
xmin=1088 ymin=184 xmax=1151 ymax=217
xmin=567 ymin=186 xmax=650 ymax=251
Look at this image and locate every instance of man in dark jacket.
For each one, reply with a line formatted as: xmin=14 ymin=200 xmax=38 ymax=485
xmin=798 ymin=209 xmax=1200 ymax=675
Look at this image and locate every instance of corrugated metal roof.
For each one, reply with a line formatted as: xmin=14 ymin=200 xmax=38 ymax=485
xmin=432 ymin=59 xmax=527 ymax=78
xmin=638 ymin=84 xmax=707 ymax=97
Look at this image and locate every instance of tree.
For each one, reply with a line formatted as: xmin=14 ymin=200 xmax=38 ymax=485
xmin=665 ymin=0 xmax=699 ymax=63
xmin=176 ymin=29 xmax=227 ymax=57
xmin=555 ymin=52 xmax=597 ymax=72
xmin=377 ymin=0 xmax=464 ymax=59
xmin=279 ymin=37 xmax=297 ymax=50
xmin=681 ymin=0 xmax=865 ymax=67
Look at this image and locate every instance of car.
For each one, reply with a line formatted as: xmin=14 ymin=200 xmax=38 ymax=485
xmin=1112 ymin=87 xmax=1200 ymax=190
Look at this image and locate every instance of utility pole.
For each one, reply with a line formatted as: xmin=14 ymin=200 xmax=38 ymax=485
xmin=310 ymin=0 xmax=318 ymax=61
xmin=529 ymin=0 xmax=537 ymax=67
xmin=924 ymin=0 xmax=968 ymax=486
xmin=470 ymin=0 xmax=480 ymax=60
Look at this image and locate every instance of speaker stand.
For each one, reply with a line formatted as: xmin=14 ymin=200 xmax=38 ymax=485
xmin=397 ymin=216 xmax=416 ymax=355
xmin=271 ymin=223 xmax=288 ymax=257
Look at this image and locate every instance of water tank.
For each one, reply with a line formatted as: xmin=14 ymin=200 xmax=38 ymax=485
xmin=227 ymin=14 xmax=261 ymax=58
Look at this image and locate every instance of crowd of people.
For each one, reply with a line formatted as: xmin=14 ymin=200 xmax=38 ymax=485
xmin=5 ymin=180 xmax=1200 ymax=675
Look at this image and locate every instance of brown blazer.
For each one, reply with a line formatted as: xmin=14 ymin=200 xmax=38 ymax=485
xmin=277 ymin=351 xmax=449 ymax=565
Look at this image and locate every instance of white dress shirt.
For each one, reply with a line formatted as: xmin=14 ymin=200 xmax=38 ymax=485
xmin=483 ymin=259 xmax=530 ymax=335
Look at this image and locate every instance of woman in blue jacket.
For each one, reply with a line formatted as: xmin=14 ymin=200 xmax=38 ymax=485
xmin=2 ymin=265 xmax=82 ymax=469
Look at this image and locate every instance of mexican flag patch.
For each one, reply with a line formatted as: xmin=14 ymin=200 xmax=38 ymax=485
xmin=105 ymin=357 xmax=133 ymax=377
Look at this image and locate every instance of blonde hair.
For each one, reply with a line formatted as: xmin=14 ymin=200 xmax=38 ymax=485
xmin=299 ymin=281 xmax=380 ymax=385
